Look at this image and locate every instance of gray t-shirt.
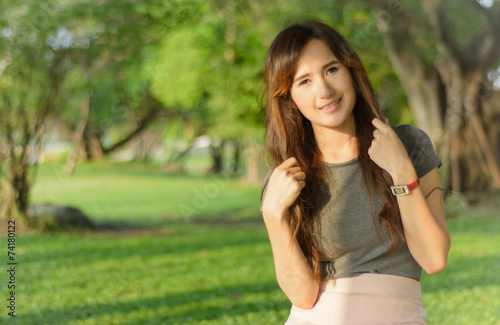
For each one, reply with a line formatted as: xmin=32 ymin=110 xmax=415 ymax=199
xmin=261 ymin=125 xmax=442 ymax=281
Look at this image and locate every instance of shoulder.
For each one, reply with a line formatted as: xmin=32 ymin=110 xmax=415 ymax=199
xmin=392 ymin=124 xmax=442 ymax=178
xmin=391 ymin=124 xmax=429 ymax=145
xmin=392 ymin=124 xmax=435 ymax=155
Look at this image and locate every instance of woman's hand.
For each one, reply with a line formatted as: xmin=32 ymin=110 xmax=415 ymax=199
xmin=261 ymin=157 xmax=319 ymax=308
xmin=262 ymin=157 xmax=306 ymax=218
xmin=368 ymin=118 xmax=416 ymax=184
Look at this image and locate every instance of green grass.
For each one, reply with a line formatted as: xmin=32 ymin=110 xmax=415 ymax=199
xmin=7 ymin=225 xmax=288 ymax=324
xmin=32 ymin=162 xmax=262 ymax=225
xmin=421 ymin=216 xmax=500 ymax=324
xmin=1 ymin=162 xmax=498 ymax=324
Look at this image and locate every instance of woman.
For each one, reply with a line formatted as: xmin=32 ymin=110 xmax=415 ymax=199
xmin=260 ymin=20 xmax=450 ymax=324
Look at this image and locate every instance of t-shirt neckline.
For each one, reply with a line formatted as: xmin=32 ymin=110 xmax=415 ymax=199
xmin=323 ymin=156 xmax=359 ymax=167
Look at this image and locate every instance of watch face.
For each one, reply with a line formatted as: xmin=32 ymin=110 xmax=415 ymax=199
xmin=391 ymin=186 xmax=409 ymax=196
xmin=393 ymin=187 xmax=407 ymax=195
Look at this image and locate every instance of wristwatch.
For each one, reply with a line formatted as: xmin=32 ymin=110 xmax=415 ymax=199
xmin=390 ymin=179 xmax=420 ymax=196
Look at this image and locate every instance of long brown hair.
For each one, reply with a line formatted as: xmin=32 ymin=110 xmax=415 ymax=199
xmin=262 ymin=20 xmax=403 ymax=279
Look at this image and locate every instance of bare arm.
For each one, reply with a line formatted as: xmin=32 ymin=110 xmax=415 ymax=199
xmin=391 ymin=166 xmax=450 ymax=273
xmin=369 ymin=119 xmax=450 ymax=274
xmin=261 ymin=157 xmax=320 ymax=309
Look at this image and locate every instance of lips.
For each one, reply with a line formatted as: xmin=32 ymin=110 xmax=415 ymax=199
xmin=319 ymin=97 xmax=342 ymax=111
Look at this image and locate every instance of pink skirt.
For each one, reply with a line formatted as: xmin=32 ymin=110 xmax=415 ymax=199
xmin=284 ymin=273 xmax=426 ymax=325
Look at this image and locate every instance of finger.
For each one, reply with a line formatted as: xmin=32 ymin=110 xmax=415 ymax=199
xmin=293 ymin=171 xmax=306 ymax=181
xmin=297 ymin=180 xmax=306 ymax=189
xmin=280 ymin=156 xmax=299 ymax=169
xmin=286 ymin=166 xmax=302 ymax=176
xmin=384 ymin=118 xmax=390 ymax=126
xmin=367 ymin=145 xmax=374 ymax=158
xmin=372 ymin=118 xmax=388 ymax=130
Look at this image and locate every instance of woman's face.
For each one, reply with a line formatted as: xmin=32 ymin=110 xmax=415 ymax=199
xmin=290 ymin=39 xmax=357 ymax=135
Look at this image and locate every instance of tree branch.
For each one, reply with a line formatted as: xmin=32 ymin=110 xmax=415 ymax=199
xmin=421 ymin=0 xmax=466 ymax=71
xmin=436 ymin=9 xmax=468 ymax=69
xmin=363 ymin=0 xmax=432 ymax=32
xmin=465 ymin=1 xmax=500 ymax=71
xmin=102 ymin=94 xmax=166 ymax=154
xmin=470 ymin=0 xmax=497 ymax=27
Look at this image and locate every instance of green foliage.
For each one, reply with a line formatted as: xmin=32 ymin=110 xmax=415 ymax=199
xmin=3 ymin=0 xmax=492 ymax=151
xmin=0 ymin=0 xmax=418 ymax=159
xmin=143 ymin=0 xmax=414 ymax=143
xmin=442 ymin=0 xmax=488 ymax=46
xmin=148 ymin=25 xmax=210 ymax=110
xmin=147 ymin=1 xmax=270 ymax=141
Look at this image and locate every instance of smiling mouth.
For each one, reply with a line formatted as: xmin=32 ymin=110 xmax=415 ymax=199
xmin=319 ymin=97 xmax=342 ymax=110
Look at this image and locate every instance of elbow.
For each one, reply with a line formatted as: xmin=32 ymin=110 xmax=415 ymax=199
xmin=280 ymin=278 xmax=319 ymax=309
xmin=424 ymin=263 xmax=446 ymax=275
xmin=423 ymin=255 xmax=448 ymax=274
xmin=290 ymin=295 xmax=318 ymax=310
xmin=288 ymin=285 xmax=319 ymax=310
xmin=422 ymin=238 xmax=451 ymax=275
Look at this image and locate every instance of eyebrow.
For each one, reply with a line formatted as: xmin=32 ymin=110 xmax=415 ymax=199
xmin=293 ymin=60 xmax=340 ymax=84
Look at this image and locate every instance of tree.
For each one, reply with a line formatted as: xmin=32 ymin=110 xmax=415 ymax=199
xmin=58 ymin=0 xmax=186 ymax=169
xmin=0 ymin=0 xmax=201 ymax=222
xmin=146 ymin=1 xmax=268 ymax=178
xmin=362 ymin=0 xmax=500 ymax=192
xmin=145 ymin=0 xmax=401 ymax=180
xmin=0 ymin=1 xmax=73 ymax=222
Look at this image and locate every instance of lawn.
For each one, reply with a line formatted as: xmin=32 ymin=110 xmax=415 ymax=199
xmin=1 ymin=162 xmax=498 ymax=324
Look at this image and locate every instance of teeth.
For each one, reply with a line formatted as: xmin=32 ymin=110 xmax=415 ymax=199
xmin=320 ymin=97 xmax=341 ymax=110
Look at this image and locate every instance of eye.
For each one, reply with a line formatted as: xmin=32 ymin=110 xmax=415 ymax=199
xmin=326 ymin=66 xmax=338 ymax=75
xmin=298 ymin=79 xmax=310 ymax=86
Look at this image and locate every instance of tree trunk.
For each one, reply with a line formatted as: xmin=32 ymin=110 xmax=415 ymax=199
xmin=244 ymin=141 xmax=261 ymax=185
xmin=0 ymin=173 xmax=17 ymax=221
xmin=210 ymin=138 xmax=223 ymax=174
xmin=231 ymin=140 xmax=241 ymax=175
xmin=65 ymin=93 xmax=90 ymax=176
xmin=372 ymin=8 xmax=445 ymax=142
xmin=102 ymin=93 xmax=161 ymax=155
xmin=0 ymin=121 xmax=33 ymax=224
xmin=482 ymin=91 xmax=500 ymax=161
xmin=367 ymin=0 xmax=500 ymax=192
xmin=0 ymin=158 xmax=30 ymax=224
xmin=84 ymin=133 xmax=106 ymax=161
xmin=134 ymin=131 xmax=159 ymax=163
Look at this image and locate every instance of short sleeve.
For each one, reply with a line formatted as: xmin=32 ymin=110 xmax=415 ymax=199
xmin=260 ymin=169 xmax=272 ymax=213
xmin=393 ymin=125 xmax=442 ymax=179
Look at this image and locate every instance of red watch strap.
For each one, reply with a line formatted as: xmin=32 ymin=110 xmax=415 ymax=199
xmin=406 ymin=179 xmax=420 ymax=191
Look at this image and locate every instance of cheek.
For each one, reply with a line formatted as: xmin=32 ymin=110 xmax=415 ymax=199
xmin=341 ymin=73 xmax=355 ymax=94
xmin=290 ymin=93 xmax=313 ymax=121
xmin=292 ymin=87 xmax=315 ymax=104
xmin=290 ymin=90 xmax=306 ymax=110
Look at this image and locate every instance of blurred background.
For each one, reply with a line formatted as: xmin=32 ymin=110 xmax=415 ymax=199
xmin=0 ymin=0 xmax=499 ymax=324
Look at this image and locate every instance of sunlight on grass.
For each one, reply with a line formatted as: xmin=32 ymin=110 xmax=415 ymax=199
xmin=5 ymin=225 xmax=291 ymax=324
xmin=1 ymin=163 xmax=498 ymax=324
xmin=421 ymin=216 xmax=500 ymax=325
xmin=32 ymin=163 xmax=262 ymax=225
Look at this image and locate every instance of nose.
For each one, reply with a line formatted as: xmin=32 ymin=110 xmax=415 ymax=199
xmin=317 ymin=77 xmax=334 ymax=99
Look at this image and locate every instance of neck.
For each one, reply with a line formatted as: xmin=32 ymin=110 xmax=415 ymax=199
xmin=313 ymin=116 xmax=358 ymax=164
